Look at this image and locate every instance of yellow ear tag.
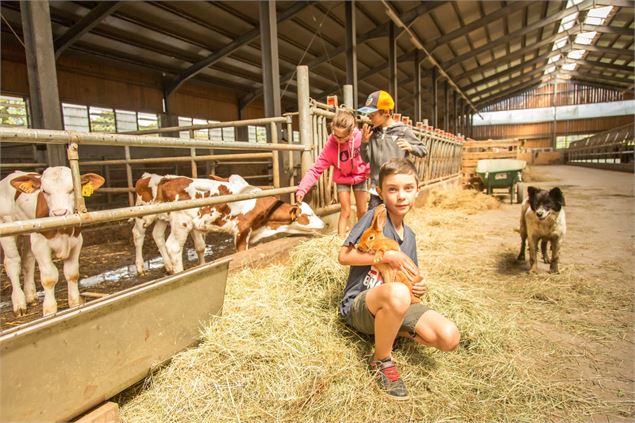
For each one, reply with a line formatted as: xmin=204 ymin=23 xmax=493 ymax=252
xmin=82 ymin=182 xmax=94 ymax=197
xmin=18 ymin=182 xmax=34 ymax=193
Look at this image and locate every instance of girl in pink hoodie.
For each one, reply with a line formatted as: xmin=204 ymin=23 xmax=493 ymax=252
xmin=296 ymin=109 xmax=370 ymax=236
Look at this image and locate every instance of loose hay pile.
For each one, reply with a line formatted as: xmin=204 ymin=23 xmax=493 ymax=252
xmin=118 ymin=188 xmax=631 ymax=422
xmin=424 ymin=187 xmax=500 ymax=214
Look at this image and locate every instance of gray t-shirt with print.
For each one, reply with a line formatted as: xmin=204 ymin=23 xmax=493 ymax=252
xmin=339 ymin=209 xmax=418 ymax=318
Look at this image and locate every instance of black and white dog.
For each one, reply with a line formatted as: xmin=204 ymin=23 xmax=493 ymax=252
xmin=517 ymin=186 xmax=566 ymax=273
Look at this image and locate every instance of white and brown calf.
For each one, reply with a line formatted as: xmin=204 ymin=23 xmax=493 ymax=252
xmin=132 ymin=173 xmax=325 ymax=274
xmin=0 ymin=167 xmax=105 ymax=316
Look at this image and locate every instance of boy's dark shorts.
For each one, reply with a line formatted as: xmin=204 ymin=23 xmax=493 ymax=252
xmin=343 ymin=290 xmax=430 ymax=338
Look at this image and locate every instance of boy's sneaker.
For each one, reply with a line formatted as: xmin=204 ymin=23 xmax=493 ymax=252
xmin=368 ymin=356 xmax=409 ymax=400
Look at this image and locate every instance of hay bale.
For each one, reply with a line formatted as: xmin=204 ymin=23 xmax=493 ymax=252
xmin=118 ymin=224 xmax=611 ymax=422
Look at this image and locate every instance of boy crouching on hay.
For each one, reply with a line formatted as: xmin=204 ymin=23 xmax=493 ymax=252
xmin=338 ymin=159 xmax=460 ymax=400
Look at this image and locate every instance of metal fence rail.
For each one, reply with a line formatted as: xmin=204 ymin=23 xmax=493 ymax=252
xmin=566 ymin=123 xmax=634 ymax=172
xmin=1 ymin=124 xmax=306 ymax=206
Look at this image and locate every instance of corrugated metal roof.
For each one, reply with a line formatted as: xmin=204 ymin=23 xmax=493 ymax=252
xmin=1 ymin=0 xmax=633 ymax=115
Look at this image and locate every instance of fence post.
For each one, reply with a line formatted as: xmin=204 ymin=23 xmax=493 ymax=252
xmin=270 ymin=121 xmax=280 ymax=189
xmin=67 ymin=143 xmax=87 ymax=213
xmin=343 ymin=84 xmax=353 ymax=109
xmin=297 ymin=66 xmax=312 ymax=178
xmin=124 ymin=146 xmax=134 ymax=207
xmin=286 ymin=115 xmax=295 ymax=195
xmin=190 ymin=148 xmax=198 ymax=178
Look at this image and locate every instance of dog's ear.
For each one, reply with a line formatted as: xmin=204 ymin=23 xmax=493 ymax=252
xmin=549 ymin=187 xmax=565 ymax=208
xmin=527 ymin=186 xmax=539 ymax=210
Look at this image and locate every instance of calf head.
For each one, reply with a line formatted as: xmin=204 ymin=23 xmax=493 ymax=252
xmin=527 ymin=186 xmax=565 ymax=221
xmin=11 ymin=167 xmax=105 ymax=217
xmin=250 ymin=201 xmax=325 ymax=244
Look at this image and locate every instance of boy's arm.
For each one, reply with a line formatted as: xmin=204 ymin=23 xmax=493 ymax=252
xmin=360 ymin=140 xmax=370 ymax=163
xmin=402 ymin=128 xmax=427 ymax=158
xmin=338 ymin=245 xmax=418 ymax=271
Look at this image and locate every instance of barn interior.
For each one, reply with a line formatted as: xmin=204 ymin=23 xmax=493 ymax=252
xmin=0 ymin=1 xmax=633 ymax=422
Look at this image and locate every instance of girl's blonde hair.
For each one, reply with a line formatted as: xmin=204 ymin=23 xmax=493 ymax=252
xmin=330 ymin=109 xmax=356 ymax=133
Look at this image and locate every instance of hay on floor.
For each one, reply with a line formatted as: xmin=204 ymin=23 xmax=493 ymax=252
xmin=117 ymin=186 xmax=633 ymax=422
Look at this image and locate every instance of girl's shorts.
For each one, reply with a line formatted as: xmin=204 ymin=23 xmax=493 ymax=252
xmin=336 ymin=180 xmax=368 ymax=192
xmin=344 ymin=289 xmax=431 ymax=338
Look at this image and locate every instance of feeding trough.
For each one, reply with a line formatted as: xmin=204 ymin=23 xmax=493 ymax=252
xmin=0 ymin=258 xmax=230 ymax=422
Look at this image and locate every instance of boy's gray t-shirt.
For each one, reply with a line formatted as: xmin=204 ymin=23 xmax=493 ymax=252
xmin=339 ymin=209 xmax=419 ymax=318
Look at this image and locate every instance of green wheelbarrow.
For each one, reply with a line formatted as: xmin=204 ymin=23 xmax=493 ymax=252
xmin=475 ymin=159 xmax=527 ymax=204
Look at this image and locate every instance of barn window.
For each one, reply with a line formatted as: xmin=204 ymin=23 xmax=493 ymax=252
xmin=178 ymin=117 xmax=193 ymax=138
xmin=192 ymin=118 xmax=209 ymax=139
xmin=0 ymin=95 xmax=29 ymax=128
xmin=556 ymin=133 xmax=592 ymax=149
xmin=62 ymin=103 xmax=90 ymax=132
xmin=115 ymin=110 xmax=138 ymax=132
xmin=209 ymin=120 xmax=223 ymax=141
xmin=222 ymin=126 xmax=235 ymax=142
xmin=89 ymin=106 xmax=116 ymax=133
xmin=137 ymin=112 xmax=158 ymax=131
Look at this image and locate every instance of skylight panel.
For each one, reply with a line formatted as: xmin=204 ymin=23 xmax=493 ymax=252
xmin=554 ymin=37 xmax=568 ymax=49
xmin=584 ymin=16 xmax=603 ymax=25
xmin=562 ymin=62 xmax=577 ymax=71
xmin=558 ymin=12 xmax=578 ymax=32
xmin=575 ymin=31 xmax=597 ymax=45
xmin=567 ymin=49 xmax=585 ymax=60
xmin=544 ymin=65 xmax=556 ymax=75
xmin=585 ymin=6 xmax=613 ymax=24
xmin=548 ymin=54 xmax=561 ymax=64
xmin=566 ymin=0 xmax=584 ymax=6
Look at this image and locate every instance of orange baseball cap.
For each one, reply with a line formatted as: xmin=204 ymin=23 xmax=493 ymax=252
xmin=357 ymin=90 xmax=394 ymax=114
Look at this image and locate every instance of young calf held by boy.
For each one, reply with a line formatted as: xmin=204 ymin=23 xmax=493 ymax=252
xmin=517 ymin=186 xmax=566 ymax=273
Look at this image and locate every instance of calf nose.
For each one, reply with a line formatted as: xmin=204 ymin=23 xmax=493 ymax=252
xmin=51 ymin=209 xmax=69 ymax=216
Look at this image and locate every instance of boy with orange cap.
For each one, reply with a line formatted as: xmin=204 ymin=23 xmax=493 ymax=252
xmin=358 ymin=90 xmax=427 ymax=209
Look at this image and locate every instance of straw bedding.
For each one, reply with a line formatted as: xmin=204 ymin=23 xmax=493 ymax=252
xmin=119 ymin=189 xmax=632 ymax=422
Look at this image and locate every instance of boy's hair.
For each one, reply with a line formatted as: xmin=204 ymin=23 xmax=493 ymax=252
xmin=378 ymin=159 xmax=419 ymax=188
xmin=330 ymin=109 xmax=356 ymax=133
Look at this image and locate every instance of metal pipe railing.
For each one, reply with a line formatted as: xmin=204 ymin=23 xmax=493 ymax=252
xmin=0 ymin=186 xmax=297 ymax=238
xmin=0 ymin=128 xmax=308 ymax=152
xmin=79 ymin=152 xmax=272 ymax=166
xmin=121 ymin=116 xmax=289 ymax=135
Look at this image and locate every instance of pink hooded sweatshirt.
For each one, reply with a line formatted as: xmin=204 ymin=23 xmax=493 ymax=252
xmin=296 ymin=127 xmax=370 ymax=198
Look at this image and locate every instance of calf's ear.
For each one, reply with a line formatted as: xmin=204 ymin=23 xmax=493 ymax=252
xmin=10 ymin=174 xmax=41 ymax=193
xmin=289 ymin=206 xmax=300 ymax=221
xmin=549 ymin=187 xmax=565 ymax=207
xmin=81 ymin=173 xmax=106 ymax=190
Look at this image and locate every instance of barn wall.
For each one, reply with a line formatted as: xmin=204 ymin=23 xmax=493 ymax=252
xmin=1 ymin=37 xmax=265 ymax=121
xmin=472 ymin=115 xmax=635 ymax=144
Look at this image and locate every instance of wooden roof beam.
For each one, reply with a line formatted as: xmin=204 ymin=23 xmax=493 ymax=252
xmin=424 ymin=1 xmax=531 ymax=54
xmin=54 ymin=2 xmax=121 ymax=59
xmin=165 ymin=1 xmax=314 ymax=97
xmin=477 ymin=79 xmax=544 ymax=109
xmin=443 ymin=0 xmax=597 ymax=69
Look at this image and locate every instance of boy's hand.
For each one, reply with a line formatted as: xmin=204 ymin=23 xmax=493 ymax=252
xmin=412 ymin=278 xmax=428 ymax=298
xmin=396 ymin=138 xmax=413 ymax=152
xmin=361 ymin=124 xmax=372 ymax=143
xmin=382 ymin=250 xmax=417 ymax=275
